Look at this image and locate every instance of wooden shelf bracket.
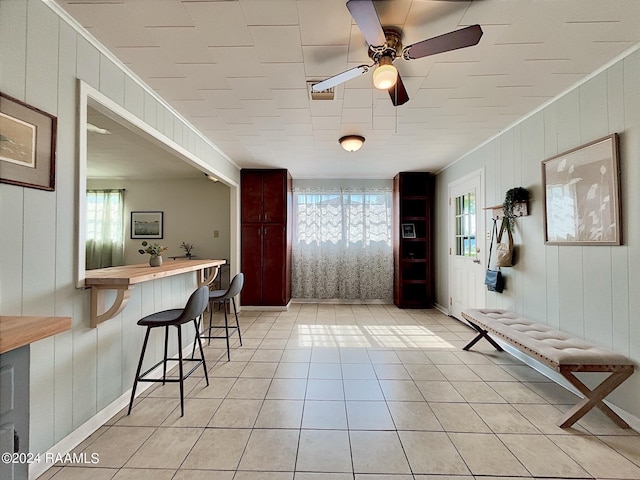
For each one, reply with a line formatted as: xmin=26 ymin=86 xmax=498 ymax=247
xmin=90 ymin=285 xmax=133 ymax=328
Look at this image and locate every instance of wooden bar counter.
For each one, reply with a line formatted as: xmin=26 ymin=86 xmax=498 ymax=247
xmin=84 ymin=259 xmax=226 ymax=327
xmin=0 ymin=316 xmax=72 ymax=354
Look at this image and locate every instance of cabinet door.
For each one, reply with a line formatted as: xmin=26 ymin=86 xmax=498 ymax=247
xmin=262 ymin=224 xmax=286 ymax=305
xmin=241 ymin=225 xmax=263 ymax=305
xmin=261 ymin=170 xmax=286 ymax=224
xmin=0 ymin=346 xmax=29 ymax=480
xmin=241 ymin=170 xmax=263 ymax=223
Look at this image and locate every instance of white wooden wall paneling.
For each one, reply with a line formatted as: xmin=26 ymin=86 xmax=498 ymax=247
xmin=0 ymin=0 xmax=27 ymax=97
xmin=163 ymin=105 xmax=175 ymax=139
xmin=520 ymin=112 xmax=547 ymax=322
xmin=577 ymin=75 xmax=613 ymax=347
xmin=53 ymin=19 xmax=78 ymax=442
xmin=542 ymin=105 xmax=561 ymax=329
xmin=499 ymin=129 xmax=517 ymax=312
xmin=606 ymin=63 xmax=630 ymax=355
xmin=554 ymin=91 xmax=584 ymax=338
xmin=22 ymin=8 xmax=60 ymax=454
xmin=124 ymin=76 xmax=145 ymax=120
xmin=72 ymin=304 xmax=98 ymax=427
xmin=99 ymin=57 xmax=125 ymax=108
xmin=26 ymin=1 xmax=58 ymax=113
xmin=143 ymin=90 xmax=157 ymax=128
xmin=121 ymin=286 xmax=142 ymax=393
xmin=0 ymin=0 xmax=26 ymax=314
xmin=0 ymin=187 xmax=24 ymax=314
xmin=623 ymin=53 xmax=640 ymax=363
xmin=76 ymin=37 xmax=100 ymax=88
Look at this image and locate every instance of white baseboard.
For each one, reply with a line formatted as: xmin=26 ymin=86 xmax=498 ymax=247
xmin=292 ymin=298 xmax=391 ymax=305
xmin=29 ymin=340 xmax=199 ymax=479
xmin=432 ymin=302 xmax=450 ymax=316
xmin=240 ymin=300 xmax=291 ymax=311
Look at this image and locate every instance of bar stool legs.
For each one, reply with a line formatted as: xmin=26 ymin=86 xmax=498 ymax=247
xmin=128 ymin=326 xmax=152 ymax=416
xmin=202 ymin=273 xmax=245 ymax=361
xmin=127 ymin=286 xmax=211 ymax=417
xmin=128 ymin=318 xmax=209 ymax=416
xmin=207 ymin=296 xmax=243 ymax=361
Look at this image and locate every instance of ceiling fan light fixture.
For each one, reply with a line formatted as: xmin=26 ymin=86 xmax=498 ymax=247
xmin=372 ymin=56 xmax=398 ymax=90
xmin=339 ymin=135 xmax=365 ymax=152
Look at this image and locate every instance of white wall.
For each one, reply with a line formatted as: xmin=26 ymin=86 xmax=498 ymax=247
xmin=0 ymin=0 xmax=240 ymax=465
xmin=87 ymin=178 xmax=231 ymax=265
xmin=434 ymin=47 xmax=640 ymax=419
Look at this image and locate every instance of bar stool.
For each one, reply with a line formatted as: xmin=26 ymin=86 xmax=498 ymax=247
xmin=128 ymin=286 xmax=209 ymax=417
xmin=203 ymin=272 xmax=244 ymax=361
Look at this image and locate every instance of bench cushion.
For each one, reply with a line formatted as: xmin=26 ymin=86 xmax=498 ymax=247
xmin=462 ymin=309 xmax=634 ymax=370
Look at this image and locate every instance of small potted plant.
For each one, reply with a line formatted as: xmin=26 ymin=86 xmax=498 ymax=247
xmin=503 ymin=187 xmax=529 ymax=227
xmin=180 ymin=242 xmax=194 ymax=257
xmin=138 ymin=241 xmax=167 ymax=267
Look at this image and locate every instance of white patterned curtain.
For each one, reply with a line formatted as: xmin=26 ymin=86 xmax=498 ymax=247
xmin=86 ymin=189 xmax=125 ymax=270
xmin=292 ymin=185 xmax=393 ymax=301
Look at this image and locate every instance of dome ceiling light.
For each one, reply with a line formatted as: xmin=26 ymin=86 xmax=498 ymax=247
xmin=339 ymin=135 xmax=365 ymax=152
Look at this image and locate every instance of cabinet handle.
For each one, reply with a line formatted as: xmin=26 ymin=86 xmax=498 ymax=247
xmin=264 ymin=226 xmax=267 ymax=236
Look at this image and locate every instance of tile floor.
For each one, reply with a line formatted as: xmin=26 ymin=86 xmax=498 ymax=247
xmin=40 ymin=304 xmax=640 ymax=480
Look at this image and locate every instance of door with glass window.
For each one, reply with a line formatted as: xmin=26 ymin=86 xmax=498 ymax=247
xmin=449 ymin=171 xmax=485 ymax=320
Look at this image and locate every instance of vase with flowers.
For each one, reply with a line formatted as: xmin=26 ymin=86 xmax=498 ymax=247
xmin=138 ymin=241 xmax=168 ymax=267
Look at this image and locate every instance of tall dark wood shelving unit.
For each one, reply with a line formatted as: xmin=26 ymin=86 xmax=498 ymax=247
xmin=240 ymin=169 xmax=292 ymax=307
xmin=393 ymin=172 xmax=433 ymax=308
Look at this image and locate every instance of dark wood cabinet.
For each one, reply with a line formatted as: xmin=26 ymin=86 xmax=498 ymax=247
xmin=241 ymin=169 xmax=287 ymax=224
xmin=393 ymin=172 xmax=433 ymax=308
xmin=240 ymin=169 xmax=292 ymax=307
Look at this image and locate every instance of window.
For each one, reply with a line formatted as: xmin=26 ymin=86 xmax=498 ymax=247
xmin=454 ymin=191 xmax=476 ymax=257
xmin=292 ymin=188 xmax=393 ymax=301
xmin=85 ymin=189 xmax=125 ymax=269
xmin=295 ymin=192 xmax=392 ymax=247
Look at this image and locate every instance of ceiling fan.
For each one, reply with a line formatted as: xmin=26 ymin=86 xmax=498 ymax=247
xmin=311 ymin=0 xmax=483 ymax=106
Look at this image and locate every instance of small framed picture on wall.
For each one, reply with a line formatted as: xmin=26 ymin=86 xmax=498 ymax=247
xmin=131 ymin=211 xmax=163 ymax=239
xmin=0 ymin=92 xmax=57 ymax=191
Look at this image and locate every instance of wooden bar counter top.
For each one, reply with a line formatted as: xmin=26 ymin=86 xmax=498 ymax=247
xmin=84 ymin=259 xmax=226 ymax=327
xmin=0 ymin=315 xmax=72 ymax=354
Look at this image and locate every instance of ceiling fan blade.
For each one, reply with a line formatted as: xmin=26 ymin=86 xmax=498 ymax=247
xmin=403 ymin=24 xmax=483 ymax=60
xmin=388 ymin=72 xmax=409 ymax=106
xmin=346 ymin=0 xmax=386 ymax=47
xmin=311 ymin=65 xmax=370 ymax=92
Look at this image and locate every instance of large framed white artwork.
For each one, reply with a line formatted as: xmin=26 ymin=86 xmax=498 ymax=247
xmin=542 ymin=134 xmax=621 ymax=245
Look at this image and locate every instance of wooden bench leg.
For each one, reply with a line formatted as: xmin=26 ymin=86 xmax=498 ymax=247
xmin=557 ymin=365 xmax=634 ymax=428
xmin=463 ymin=321 xmax=504 ymax=352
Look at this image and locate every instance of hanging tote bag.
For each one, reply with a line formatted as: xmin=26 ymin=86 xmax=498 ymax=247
xmin=484 ymin=219 xmax=504 ymax=293
xmin=495 ymin=219 xmax=514 ymax=267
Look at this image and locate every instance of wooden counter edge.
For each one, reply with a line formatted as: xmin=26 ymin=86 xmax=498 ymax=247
xmin=84 ymin=259 xmax=226 ymax=286
xmin=0 ymin=316 xmax=73 ymax=354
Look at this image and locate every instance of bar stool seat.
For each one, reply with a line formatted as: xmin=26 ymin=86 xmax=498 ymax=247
xmin=201 ymin=272 xmax=244 ymax=361
xmin=128 ymin=286 xmax=209 ymax=417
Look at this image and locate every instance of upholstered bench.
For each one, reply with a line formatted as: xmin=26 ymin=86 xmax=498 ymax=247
xmin=461 ymin=308 xmax=635 ymax=428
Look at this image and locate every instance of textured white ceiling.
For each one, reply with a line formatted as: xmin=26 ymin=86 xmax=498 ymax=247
xmin=56 ymin=0 xmax=640 ymax=179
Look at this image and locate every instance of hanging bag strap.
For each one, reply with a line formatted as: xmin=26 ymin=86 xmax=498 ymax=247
xmin=496 ymin=219 xmax=513 ymax=248
xmin=487 ymin=218 xmax=497 ymax=269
